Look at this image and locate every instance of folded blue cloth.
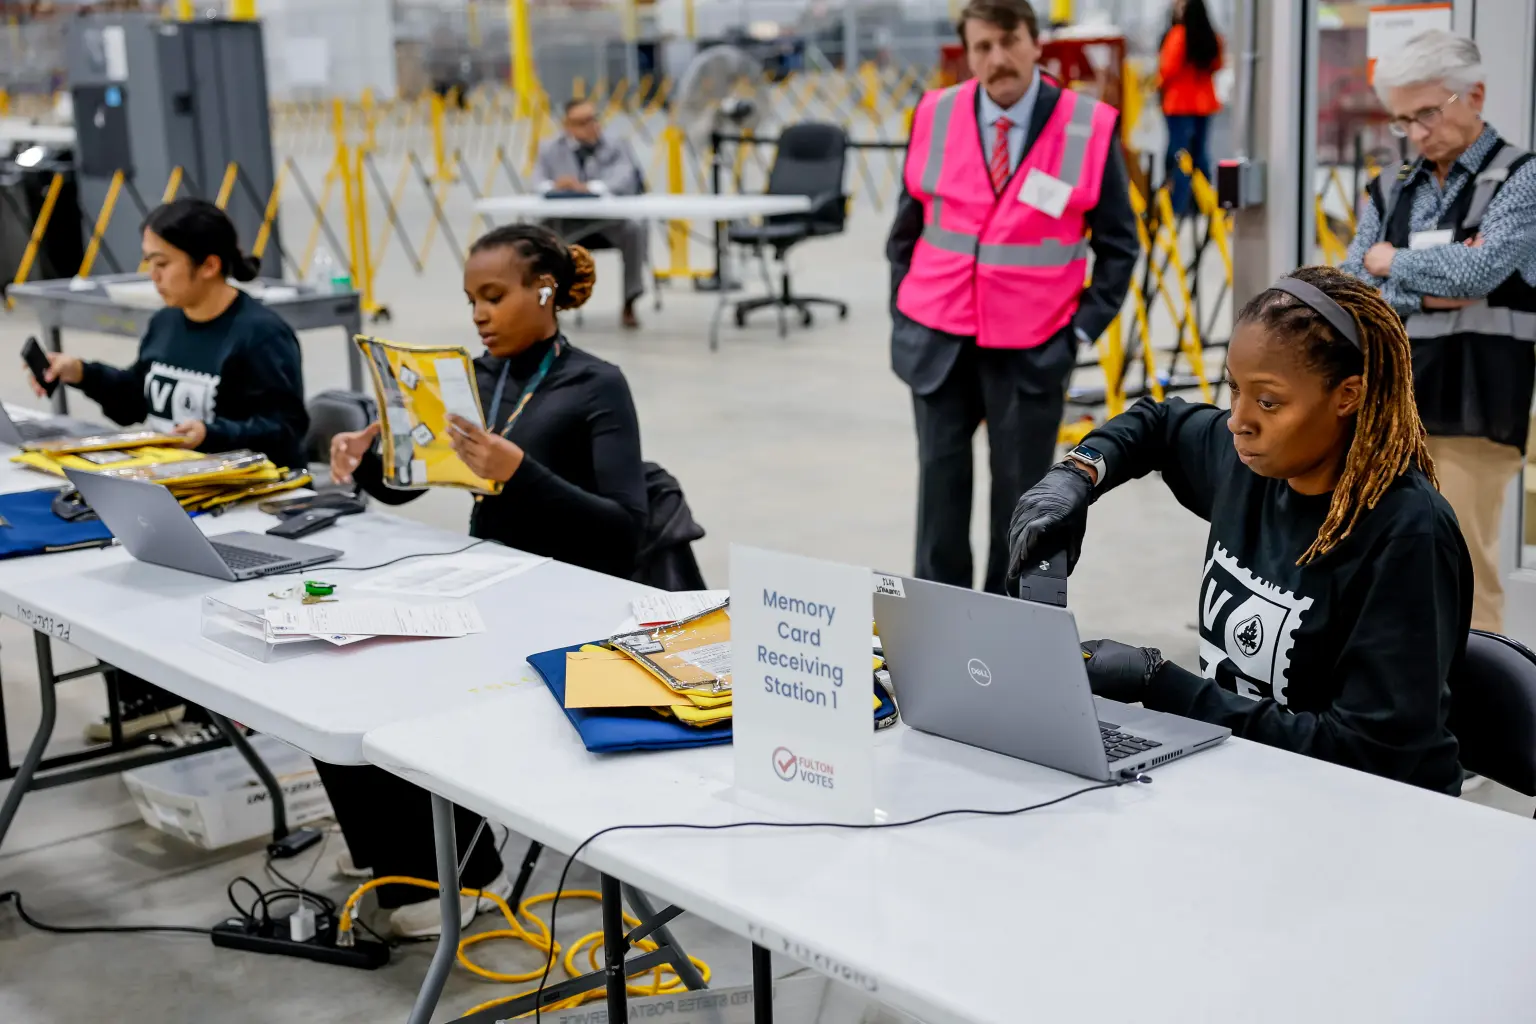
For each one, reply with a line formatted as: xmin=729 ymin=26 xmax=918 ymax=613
xmin=0 ymin=488 xmax=113 ymax=560
xmin=526 ymin=642 xmax=900 ymax=754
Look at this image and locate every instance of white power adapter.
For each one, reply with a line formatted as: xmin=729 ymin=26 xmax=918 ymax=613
xmin=289 ymin=902 xmax=318 ymax=943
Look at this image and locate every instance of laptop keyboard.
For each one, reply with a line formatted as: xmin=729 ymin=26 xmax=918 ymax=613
xmin=1099 ymin=723 xmax=1163 ymax=762
xmin=17 ymin=422 xmax=69 ymax=440
xmin=210 ymin=541 xmax=289 ymax=572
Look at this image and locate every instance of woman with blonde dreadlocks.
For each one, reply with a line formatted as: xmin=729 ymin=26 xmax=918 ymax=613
xmin=1004 ymin=265 xmax=1472 ymax=793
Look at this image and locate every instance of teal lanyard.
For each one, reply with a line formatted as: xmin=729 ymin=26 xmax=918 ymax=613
xmin=486 ymin=338 xmax=564 ymax=438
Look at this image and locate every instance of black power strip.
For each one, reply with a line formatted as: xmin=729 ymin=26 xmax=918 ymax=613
xmin=211 ymin=913 xmax=390 ymax=969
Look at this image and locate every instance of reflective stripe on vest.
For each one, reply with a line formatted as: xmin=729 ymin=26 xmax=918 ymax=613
xmin=916 ymin=86 xmax=1099 ymax=268
xmin=1406 ymin=303 xmax=1536 ymax=342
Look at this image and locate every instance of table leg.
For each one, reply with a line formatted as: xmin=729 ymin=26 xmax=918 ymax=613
xmin=0 ymin=633 xmax=60 ymax=853
xmin=709 ymin=232 xmax=731 ymax=352
xmin=406 ymin=794 xmax=462 ymax=1024
xmin=45 ymin=326 xmax=67 ymax=415
xmin=622 ymin=884 xmax=707 ymax=990
xmin=753 ymin=943 xmax=773 ymax=1024
xmin=602 ymin=873 xmax=629 ymax=1019
xmin=345 ymin=313 xmax=365 ymax=392
xmin=206 ymin=711 xmax=288 ymax=842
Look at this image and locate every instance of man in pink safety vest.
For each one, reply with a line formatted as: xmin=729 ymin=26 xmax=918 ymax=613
xmin=887 ymin=0 xmax=1139 ymax=595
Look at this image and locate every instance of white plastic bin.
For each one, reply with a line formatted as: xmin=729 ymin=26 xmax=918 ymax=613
xmin=122 ymin=734 xmax=333 ymax=850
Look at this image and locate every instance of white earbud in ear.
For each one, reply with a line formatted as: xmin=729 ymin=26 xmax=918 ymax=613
xmin=538 ymin=286 xmax=553 ymax=306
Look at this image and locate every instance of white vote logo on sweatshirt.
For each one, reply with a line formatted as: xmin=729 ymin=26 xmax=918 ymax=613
xmin=1197 ymin=543 xmax=1314 ymax=706
xmin=143 ymin=362 xmax=219 ymax=432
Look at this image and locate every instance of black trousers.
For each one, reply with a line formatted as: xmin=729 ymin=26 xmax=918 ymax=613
xmin=313 ymin=762 xmax=504 ymax=909
xmin=912 ymin=337 xmax=1072 ymax=594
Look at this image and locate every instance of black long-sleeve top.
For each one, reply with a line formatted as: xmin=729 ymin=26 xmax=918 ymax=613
xmin=76 ymin=291 xmax=309 ymax=469
xmin=1085 ymin=398 xmax=1470 ymax=794
xmin=354 ymin=334 xmax=647 ymax=579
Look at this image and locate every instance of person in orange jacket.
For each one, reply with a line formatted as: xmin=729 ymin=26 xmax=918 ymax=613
xmin=1159 ymin=0 xmax=1223 ymax=216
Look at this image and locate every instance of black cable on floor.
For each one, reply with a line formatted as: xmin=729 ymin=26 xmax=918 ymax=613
xmin=0 ymin=890 xmax=211 ymax=937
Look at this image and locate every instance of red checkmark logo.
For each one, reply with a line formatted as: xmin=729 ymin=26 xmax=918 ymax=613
xmin=772 ymin=746 xmax=797 ymax=781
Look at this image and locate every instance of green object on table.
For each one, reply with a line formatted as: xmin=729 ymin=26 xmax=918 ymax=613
xmin=304 ymin=580 xmax=336 ymax=597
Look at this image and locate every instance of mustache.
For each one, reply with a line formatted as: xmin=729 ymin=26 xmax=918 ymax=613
xmin=987 ymin=69 xmax=1019 ymax=80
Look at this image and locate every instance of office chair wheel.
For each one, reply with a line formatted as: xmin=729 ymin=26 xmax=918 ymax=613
xmin=838 ymin=306 xmax=848 ymax=320
xmin=734 ymin=308 xmax=747 ymax=327
xmin=801 ymin=309 xmax=814 ymax=327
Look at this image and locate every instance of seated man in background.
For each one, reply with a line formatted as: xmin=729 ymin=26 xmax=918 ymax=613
xmin=533 ymin=98 xmax=648 ymax=328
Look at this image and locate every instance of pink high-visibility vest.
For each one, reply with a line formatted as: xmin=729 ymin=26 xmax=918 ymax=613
xmin=896 ymin=78 xmax=1118 ymax=348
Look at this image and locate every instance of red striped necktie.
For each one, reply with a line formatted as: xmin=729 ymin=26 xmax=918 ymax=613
xmin=989 ymin=116 xmax=1014 ymax=193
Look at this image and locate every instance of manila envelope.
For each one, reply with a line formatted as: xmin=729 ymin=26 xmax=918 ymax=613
xmin=563 ymin=648 xmax=691 ymax=710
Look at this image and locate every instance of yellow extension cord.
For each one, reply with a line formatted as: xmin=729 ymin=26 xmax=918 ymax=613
xmin=336 ymin=876 xmax=712 ymax=1019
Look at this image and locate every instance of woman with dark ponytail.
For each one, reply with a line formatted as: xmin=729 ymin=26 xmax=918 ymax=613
xmin=26 ymin=197 xmax=308 ymax=469
xmin=24 ymin=197 xmax=309 ymax=743
xmin=1159 ymin=0 xmax=1224 ymax=216
xmin=322 ymin=223 xmax=648 ymax=938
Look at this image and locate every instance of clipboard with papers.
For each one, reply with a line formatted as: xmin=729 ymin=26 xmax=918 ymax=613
xmin=354 ymin=334 xmax=499 ymax=495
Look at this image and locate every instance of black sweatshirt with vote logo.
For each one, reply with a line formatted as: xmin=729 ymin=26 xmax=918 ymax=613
xmin=1084 ymin=398 xmax=1471 ymax=794
xmin=76 ymin=291 xmax=309 ymax=470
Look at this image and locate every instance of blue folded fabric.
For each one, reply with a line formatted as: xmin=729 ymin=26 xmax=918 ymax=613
xmin=0 ymin=488 xmax=113 ymax=560
xmin=526 ymin=642 xmax=900 ymax=754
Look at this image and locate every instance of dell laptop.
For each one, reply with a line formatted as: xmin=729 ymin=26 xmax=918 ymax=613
xmin=64 ymin=469 xmax=341 ymax=581
xmin=874 ymin=575 xmax=1229 ymax=781
xmin=0 ymin=405 xmax=107 ymax=446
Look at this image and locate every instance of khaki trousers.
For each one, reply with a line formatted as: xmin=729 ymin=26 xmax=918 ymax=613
xmin=1426 ymin=436 xmax=1525 ymax=634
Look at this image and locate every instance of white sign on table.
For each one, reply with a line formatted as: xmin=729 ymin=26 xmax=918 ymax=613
xmin=729 ymin=545 xmax=874 ymax=824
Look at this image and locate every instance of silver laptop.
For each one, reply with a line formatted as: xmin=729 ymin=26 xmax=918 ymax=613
xmin=0 ymin=405 xmax=107 ymax=446
xmin=64 ymin=469 xmax=341 ymax=581
xmin=874 ymin=575 xmax=1229 ymax=781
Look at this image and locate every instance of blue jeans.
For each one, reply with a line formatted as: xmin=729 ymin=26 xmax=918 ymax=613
xmin=1164 ymin=114 xmax=1211 ymax=217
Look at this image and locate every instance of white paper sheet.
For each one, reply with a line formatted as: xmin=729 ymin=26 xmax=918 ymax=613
xmin=631 ymin=590 xmax=730 ymax=626
xmin=434 ymin=358 xmax=484 ymax=429
xmin=353 ymin=551 xmax=548 ymax=598
xmin=264 ymin=600 xmax=485 ymax=639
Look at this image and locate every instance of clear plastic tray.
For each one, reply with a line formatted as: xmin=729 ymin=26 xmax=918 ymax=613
xmin=200 ymin=595 xmax=327 ymax=663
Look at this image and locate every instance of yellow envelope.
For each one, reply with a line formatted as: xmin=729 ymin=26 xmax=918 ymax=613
xmin=563 ymin=648 xmax=691 ymax=710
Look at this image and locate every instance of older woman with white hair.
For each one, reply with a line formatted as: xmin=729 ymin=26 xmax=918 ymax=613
xmin=1342 ymin=29 xmax=1536 ymax=636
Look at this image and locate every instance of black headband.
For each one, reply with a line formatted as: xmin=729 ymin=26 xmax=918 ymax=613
xmin=1268 ymin=277 xmax=1361 ymax=349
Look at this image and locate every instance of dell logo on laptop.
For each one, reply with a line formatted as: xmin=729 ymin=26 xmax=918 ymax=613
xmin=966 ymin=658 xmax=993 ymax=687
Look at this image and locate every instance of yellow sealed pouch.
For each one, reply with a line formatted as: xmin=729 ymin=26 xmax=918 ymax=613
xmin=355 ymin=335 xmax=498 ymax=496
xmin=95 ymin=450 xmax=273 ymax=488
xmin=21 ymin=429 xmax=182 ymax=454
xmin=610 ymin=601 xmax=732 ymax=694
xmin=11 ymin=445 xmax=204 ymax=477
xmin=190 ymin=469 xmax=312 ymax=510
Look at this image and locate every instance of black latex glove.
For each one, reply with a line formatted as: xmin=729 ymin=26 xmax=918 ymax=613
xmin=1080 ymin=639 xmax=1166 ymax=704
xmin=1005 ymin=462 xmax=1095 ymax=591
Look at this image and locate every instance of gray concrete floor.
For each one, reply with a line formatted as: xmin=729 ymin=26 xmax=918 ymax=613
xmin=2 ymin=192 xmax=1532 ymax=1024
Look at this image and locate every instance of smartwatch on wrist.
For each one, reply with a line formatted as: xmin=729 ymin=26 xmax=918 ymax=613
xmin=1065 ymin=443 xmax=1106 ymax=485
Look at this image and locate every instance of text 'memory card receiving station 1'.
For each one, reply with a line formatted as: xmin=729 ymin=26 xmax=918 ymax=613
xmin=729 ymin=545 xmax=874 ymax=824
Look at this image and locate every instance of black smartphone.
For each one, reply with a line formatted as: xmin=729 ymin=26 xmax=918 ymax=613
xmin=257 ymin=491 xmax=367 ymax=517
xmin=22 ymin=337 xmax=56 ymax=398
xmin=266 ymin=508 xmax=343 ymax=539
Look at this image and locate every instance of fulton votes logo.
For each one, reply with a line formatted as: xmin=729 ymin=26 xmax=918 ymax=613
xmin=771 ymin=746 xmax=836 ymax=789
xmin=967 ymin=658 xmax=993 ymax=687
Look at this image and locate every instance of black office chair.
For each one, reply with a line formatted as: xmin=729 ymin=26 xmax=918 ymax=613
xmin=728 ymin=122 xmax=849 ymax=337
xmin=1448 ymin=629 xmax=1536 ymax=809
xmin=302 ymin=389 xmax=376 ymax=486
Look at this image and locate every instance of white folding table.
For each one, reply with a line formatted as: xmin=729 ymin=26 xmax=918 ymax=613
xmin=364 ymin=687 xmax=1536 ymax=1024
xmin=473 ymin=193 xmax=814 ymax=350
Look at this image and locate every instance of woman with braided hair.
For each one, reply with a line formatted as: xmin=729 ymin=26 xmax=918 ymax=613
xmin=1006 ymin=265 xmax=1472 ymax=793
xmin=320 ymin=224 xmax=648 ymax=936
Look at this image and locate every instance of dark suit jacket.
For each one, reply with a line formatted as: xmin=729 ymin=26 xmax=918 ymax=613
xmin=886 ymin=78 xmax=1141 ymax=396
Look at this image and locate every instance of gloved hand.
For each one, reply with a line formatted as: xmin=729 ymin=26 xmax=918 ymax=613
xmin=1080 ymin=639 xmax=1166 ymax=704
xmin=1005 ymin=462 xmax=1095 ymax=591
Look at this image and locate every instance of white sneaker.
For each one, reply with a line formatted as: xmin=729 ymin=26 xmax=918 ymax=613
xmin=387 ymin=872 xmax=512 ymax=939
xmin=335 ymin=852 xmax=373 ymax=881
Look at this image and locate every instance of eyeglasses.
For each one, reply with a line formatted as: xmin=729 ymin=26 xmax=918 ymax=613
xmin=1387 ymin=93 xmax=1458 ymax=137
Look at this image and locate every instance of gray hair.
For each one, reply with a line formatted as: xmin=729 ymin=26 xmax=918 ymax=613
xmin=1373 ymin=30 xmax=1484 ymax=103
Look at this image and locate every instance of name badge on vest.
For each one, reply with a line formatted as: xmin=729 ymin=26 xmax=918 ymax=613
xmin=1409 ymin=228 xmax=1454 ymax=250
xmin=1017 ymin=169 xmax=1072 ymax=218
